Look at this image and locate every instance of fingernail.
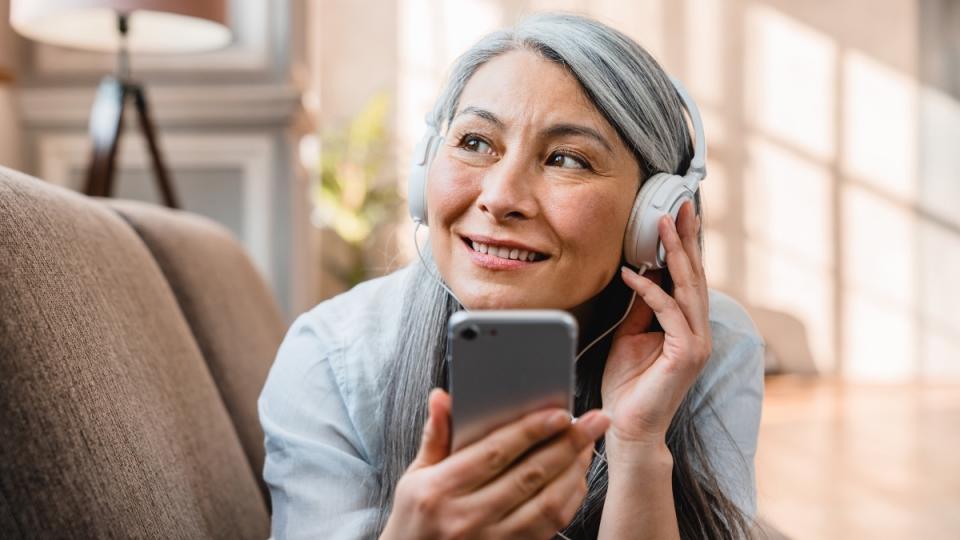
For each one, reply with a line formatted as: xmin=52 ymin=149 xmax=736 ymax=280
xmin=621 ymin=265 xmax=636 ymax=277
xmin=546 ymin=410 xmax=571 ymax=431
xmin=579 ymin=410 xmax=611 ymax=439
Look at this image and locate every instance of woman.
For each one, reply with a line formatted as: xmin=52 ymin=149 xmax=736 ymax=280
xmin=260 ymin=12 xmax=764 ymax=540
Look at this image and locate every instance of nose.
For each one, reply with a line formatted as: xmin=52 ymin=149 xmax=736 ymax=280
xmin=475 ymin=154 xmax=539 ymax=223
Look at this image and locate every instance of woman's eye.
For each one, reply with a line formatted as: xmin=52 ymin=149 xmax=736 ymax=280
xmin=547 ymin=152 xmax=589 ymax=170
xmin=461 ymin=135 xmax=494 ymax=155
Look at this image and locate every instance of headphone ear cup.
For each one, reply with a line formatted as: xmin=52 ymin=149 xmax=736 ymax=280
xmin=408 ymin=133 xmax=442 ymax=225
xmin=623 ymin=173 xmax=692 ymax=270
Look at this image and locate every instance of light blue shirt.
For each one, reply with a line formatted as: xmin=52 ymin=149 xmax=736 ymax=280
xmin=259 ymin=265 xmax=765 ymax=539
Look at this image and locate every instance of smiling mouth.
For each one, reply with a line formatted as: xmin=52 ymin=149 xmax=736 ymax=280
xmin=460 ymin=236 xmax=550 ymax=262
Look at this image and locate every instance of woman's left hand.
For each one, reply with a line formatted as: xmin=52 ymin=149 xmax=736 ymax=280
xmin=601 ymin=200 xmax=711 ymax=462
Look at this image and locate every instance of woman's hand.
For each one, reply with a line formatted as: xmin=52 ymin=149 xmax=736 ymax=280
xmin=601 ymin=200 xmax=711 ymax=462
xmin=380 ymin=389 xmax=610 ymax=540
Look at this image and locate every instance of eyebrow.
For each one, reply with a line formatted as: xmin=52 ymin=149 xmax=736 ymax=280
xmin=543 ymin=123 xmax=613 ymax=152
xmin=453 ymin=106 xmax=613 ymax=152
xmin=455 ymin=106 xmax=504 ymax=128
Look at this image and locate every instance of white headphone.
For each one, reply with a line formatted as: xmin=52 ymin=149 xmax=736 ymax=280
xmin=408 ymin=76 xmax=706 ymax=272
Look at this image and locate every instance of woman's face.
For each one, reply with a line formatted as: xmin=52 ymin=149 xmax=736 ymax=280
xmin=428 ymin=49 xmax=641 ymax=310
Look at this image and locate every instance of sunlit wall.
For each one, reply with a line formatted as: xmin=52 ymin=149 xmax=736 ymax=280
xmin=303 ymin=0 xmax=960 ymax=383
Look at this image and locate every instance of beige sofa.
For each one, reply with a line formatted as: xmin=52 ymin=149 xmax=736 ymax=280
xmin=0 ymin=166 xmax=283 ymax=538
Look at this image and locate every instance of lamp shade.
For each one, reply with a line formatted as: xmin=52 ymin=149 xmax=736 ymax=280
xmin=10 ymin=0 xmax=230 ymax=53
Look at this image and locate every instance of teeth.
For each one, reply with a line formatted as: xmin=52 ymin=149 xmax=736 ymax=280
xmin=470 ymin=241 xmax=540 ymax=261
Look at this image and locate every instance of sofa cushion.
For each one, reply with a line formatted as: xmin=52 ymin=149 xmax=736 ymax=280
xmin=0 ymin=167 xmax=270 ymax=538
xmin=106 ymin=199 xmax=285 ymax=504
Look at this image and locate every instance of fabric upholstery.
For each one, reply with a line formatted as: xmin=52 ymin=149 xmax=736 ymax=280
xmin=0 ymin=167 xmax=270 ymax=538
xmin=105 ymin=199 xmax=285 ymax=504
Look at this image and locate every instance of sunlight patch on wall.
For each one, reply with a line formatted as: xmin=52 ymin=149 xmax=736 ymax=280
xmin=684 ymin=0 xmax=725 ymax=106
xmin=743 ymin=134 xmax=835 ymax=373
xmin=843 ymin=290 xmax=916 ymax=381
xmin=441 ymin=0 xmax=502 ymax=66
xmin=842 ymin=49 xmax=918 ymax=203
xmin=842 ymin=184 xmax=917 ymax=381
xmin=745 ymin=137 xmax=834 ymax=268
xmin=842 ymin=184 xmax=915 ymax=308
xmin=745 ymin=4 xmax=836 ymax=161
xmin=398 ymin=0 xmax=442 ymax=161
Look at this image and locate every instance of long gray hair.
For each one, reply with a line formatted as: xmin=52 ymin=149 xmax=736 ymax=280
xmin=374 ymin=13 xmax=752 ymax=539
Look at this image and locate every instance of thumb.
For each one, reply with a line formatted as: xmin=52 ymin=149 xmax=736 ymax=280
xmin=410 ymin=388 xmax=451 ymax=470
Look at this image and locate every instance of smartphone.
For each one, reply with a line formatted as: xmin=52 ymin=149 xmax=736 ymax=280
xmin=446 ymin=310 xmax=578 ymax=452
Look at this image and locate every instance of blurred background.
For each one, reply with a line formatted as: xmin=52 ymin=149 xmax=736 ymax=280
xmin=1 ymin=0 xmax=957 ymax=537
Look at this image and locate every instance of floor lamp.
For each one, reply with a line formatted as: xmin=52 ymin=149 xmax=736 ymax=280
xmin=10 ymin=1 xmax=231 ymax=209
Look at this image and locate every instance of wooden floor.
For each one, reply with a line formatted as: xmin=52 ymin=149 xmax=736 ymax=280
xmin=755 ymin=376 xmax=960 ymax=539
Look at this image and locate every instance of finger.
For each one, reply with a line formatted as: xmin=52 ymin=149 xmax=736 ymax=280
xmin=465 ymin=410 xmax=609 ymax=519
xmin=433 ymin=407 xmax=573 ymax=492
xmin=658 ymin=212 xmax=710 ymax=337
xmin=492 ymin=446 xmax=594 ymax=538
xmin=409 ymin=388 xmax=451 ymax=470
xmin=678 ymin=202 xmax=709 ymax=309
xmin=678 ymin=201 xmax=705 ymax=283
xmin=659 ymin=211 xmax=696 ymax=288
xmin=621 ymin=266 xmax=694 ymax=339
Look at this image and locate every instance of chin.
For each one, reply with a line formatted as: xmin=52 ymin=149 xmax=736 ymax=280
xmin=455 ymin=282 xmax=578 ymax=311
xmin=454 ymin=281 xmax=545 ymax=310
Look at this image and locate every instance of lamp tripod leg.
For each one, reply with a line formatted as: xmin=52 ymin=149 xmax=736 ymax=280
xmin=132 ymin=85 xmax=179 ymax=209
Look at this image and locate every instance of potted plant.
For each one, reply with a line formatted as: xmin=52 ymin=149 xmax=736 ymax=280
xmin=310 ymin=92 xmax=400 ymax=293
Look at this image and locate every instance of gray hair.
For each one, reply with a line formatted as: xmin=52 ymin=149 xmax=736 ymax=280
xmin=374 ymin=12 xmax=749 ymax=539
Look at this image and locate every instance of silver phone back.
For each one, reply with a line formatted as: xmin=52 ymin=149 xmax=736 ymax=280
xmin=447 ymin=310 xmax=577 ymax=451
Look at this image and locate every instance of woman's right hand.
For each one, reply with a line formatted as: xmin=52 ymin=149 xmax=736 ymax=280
xmin=380 ymin=389 xmax=610 ymax=540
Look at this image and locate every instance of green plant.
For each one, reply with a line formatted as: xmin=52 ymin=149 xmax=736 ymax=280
xmin=311 ymin=92 xmax=398 ymax=286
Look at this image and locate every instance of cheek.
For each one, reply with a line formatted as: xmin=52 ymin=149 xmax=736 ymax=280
xmin=553 ymin=192 xmax=629 ymax=261
xmin=426 ymin=157 xmax=477 ymax=225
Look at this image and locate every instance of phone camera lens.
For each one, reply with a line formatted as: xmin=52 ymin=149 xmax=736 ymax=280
xmin=460 ymin=325 xmax=479 ymax=341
